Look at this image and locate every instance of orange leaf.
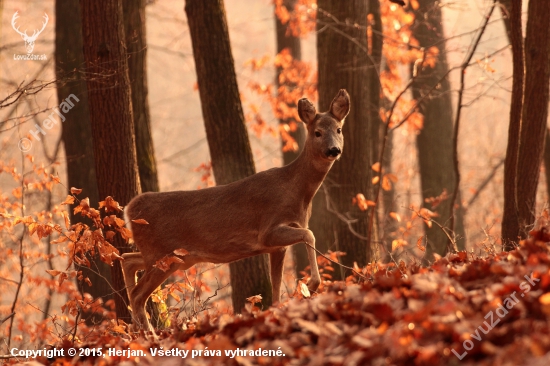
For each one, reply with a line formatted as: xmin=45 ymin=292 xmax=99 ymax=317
xmin=371 ymin=162 xmax=380 ymax=172
xmin=131 ymin=219 xmax=149 ymax=225
xmin=416 ymin=236 xmax=426 ymax=252
xmin=46 ymin=269 xmax=62 ymax=277
xmin=246 ymin=294 xmax=263 ymax=305
xmin=50 ymin=174 xmax=61 ymax=184
xmin=70 ymin=187 xmax=83 ymax=195
xmin=105 ymin=231 xmax=116 ymax=240
xmin=392 ymin=239 xmax=408 ymax=251
xmin=382 ymin=176 xmax=392 ymax=191
xmin=51 ymin=235 xmax=69 ymax=244
xmin=61 ymin=195 xmax=75 ymax=206
xmin=372 ymin=176 xmax=380 ymax=185
xmin=389 ymin=212 xmax=401 ymax=222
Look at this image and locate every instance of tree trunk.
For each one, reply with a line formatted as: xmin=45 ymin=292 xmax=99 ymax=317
xmin=515 ymin=0 xmax=550 ymax=239
xmin=55 ymin=0 xmax=113 ymax=321
xmin=80 ymin=0 xmax=141 ymax=322
xmin=122 ymin=0 xmax=164 ymax=328
xmin=312 ymin=0 xmax=377 ymax=275
xmin=274 ymin=0 xmax=309 ymax=279
xmin=411 ymin=0 xmax=466 ymax=257
xmin=366 ymin=0 xmax=383 ymax=263
xmin=185 ymin=0 xmax=272 ymax=312
xmin=123 ymin=0 xmax=159 ymax=193
xmin=501 ymin=0 xmax=524 ymax=249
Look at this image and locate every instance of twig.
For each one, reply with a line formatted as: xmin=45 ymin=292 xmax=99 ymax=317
xmin=449 ymin=1 xmax=497 ymax=236
xmin=408 ymin=207 xmax=457 ymax=254
xmin=0 ymin=313 xmax=14 ymax=325
xmin=465 ymin=158 xmax=505 ymax=209
xmin=367 ymin=50 xmax=427 ymax=254
xmin=6 ymin=148 xmax=28 ymax=350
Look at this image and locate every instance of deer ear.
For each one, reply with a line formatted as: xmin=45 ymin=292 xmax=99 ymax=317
xmin=298 ymin=98 xmax=317 ymax=124
xmin=330 ymin=89 xmax=350 ymax=121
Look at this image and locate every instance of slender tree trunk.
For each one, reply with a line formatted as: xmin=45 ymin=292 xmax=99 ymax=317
xmin=80 ymin=0 xmax=141 ymax=322
xmin=367 ymin=0 xmax=383 ymax=262
xmin=312 ymin=0 xmax=377 ymax=275
xmin=123 ymin=0 xmax=159 ymax=193
xmin=411 ymin=0 xmax=466 ymax=257
xmin=515 ymin=0 xmax=550 ymax=239
xmin=274 ymin=0 xmax=309 ymax=278
xmin=501 ymin=0 xmax=524 ymax=249
xmin=185 ymin=0 xmax=272 ymax=312
xmin=55 ymin=0 xmax=113 ymax=320
xmin=122 ymin=0 xmax=164 ymax=328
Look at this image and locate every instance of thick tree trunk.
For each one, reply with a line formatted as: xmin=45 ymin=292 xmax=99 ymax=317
xmin=312 ymin=0 xmax=377 ymax=275
xmin=411 ymin=0 xmax=466 ymax=257
xmin=123 ymin=0 xmax=159 ymax=193
xmin=515 ymin=0 xmax=550 ymax=239
xmin=80 ymin=0 xmax=141 ymax=322
xmin=185 ymin=0 xmax=272 ymax=312
xmin=55 ymin=0 xmax=113 ymax=322
xmin=501 ymin=0 xmax=524 ymax=249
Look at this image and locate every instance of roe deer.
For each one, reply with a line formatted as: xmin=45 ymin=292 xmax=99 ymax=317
xmin=122 ymin=89 xmax=350 ymax=333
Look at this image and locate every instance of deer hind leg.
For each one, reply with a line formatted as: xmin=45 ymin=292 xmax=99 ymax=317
xmin=130 ymin=261 xmax=193 ymax=333
xmin=263 ymin=225 xmax=320 ymax=293
xmin=121 ymin=252 xmax=146 ymax=300
xmin=269 ymin=248 xmax=287 ymax=303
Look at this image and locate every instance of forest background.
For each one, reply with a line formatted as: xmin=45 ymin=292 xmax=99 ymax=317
xmin=0 ymin=0 xmax=549 ymax=360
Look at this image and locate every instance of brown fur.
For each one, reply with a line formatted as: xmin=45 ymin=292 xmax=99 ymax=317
xmin=122 ymin=89 xmax=350 ymax=334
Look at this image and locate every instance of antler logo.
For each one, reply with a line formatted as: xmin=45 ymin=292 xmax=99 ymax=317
xmin=11 ymin=11 xmax=49 ymax=54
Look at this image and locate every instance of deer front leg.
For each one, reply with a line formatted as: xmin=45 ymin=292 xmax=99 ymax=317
xmin=269 ymin=248 xmax=287 ymax=303
xmin=262 ymin=225 xmax=321 ymax=295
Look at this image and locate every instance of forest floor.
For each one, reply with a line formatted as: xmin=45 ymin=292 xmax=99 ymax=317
xmin=10 ymin=230 xmax=550 ymax=366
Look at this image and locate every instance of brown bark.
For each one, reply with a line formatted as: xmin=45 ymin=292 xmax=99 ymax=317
xmin=515 ymin=0 xmax=550 ymax=239
xmin=411 ymin=0 xmax=466 ymax=257
xmin=80 ymin=0 xmax=141 ymax=322
xmin=122 ymin=0 xmax=164 ymax=328
xmin=55 ymin=0 xmax=113 ymax=320
xmin=311 ymin=0 xmax=377 ymax=274
xmin=274 ymin=0 xmax=309 ymax=278
xmin=123 ymin=0 xmax=159 ymax=193
xmin=185 ymin=0 xmax=272 ymax=312
xmin=501 ymin=0 xmax=524 ymax=249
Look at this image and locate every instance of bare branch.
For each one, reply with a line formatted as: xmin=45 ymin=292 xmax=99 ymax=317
xmin=449 ymin=1 xmax=497 ymax=237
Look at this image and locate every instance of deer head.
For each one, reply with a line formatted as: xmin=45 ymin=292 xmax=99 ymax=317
xmin=11 ymin=12 xmax=49 ymax=54
xmin=298 ymin=89 xmax=350 ymax=169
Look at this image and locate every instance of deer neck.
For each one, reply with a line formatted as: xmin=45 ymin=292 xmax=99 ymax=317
xmin=288 ymin=144 xmax=334 ymax=205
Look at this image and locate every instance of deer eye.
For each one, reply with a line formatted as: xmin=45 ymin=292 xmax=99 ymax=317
xmin=337 ymin=128 xmax=342 ymax=134
xmin=315 ymin=131 xmax=322 ymax=137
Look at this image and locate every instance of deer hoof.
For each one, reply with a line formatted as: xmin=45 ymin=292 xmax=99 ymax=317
xmin=307 ymin=279 xmax=320 ymax=292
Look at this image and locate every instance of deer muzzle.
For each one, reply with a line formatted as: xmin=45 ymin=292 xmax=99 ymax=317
xmin=326 ymin=147 xmax=342 ymax=158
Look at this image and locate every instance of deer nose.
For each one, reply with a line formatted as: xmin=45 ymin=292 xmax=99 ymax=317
xmin=326 ymin=147 xmax=341 ymax=158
